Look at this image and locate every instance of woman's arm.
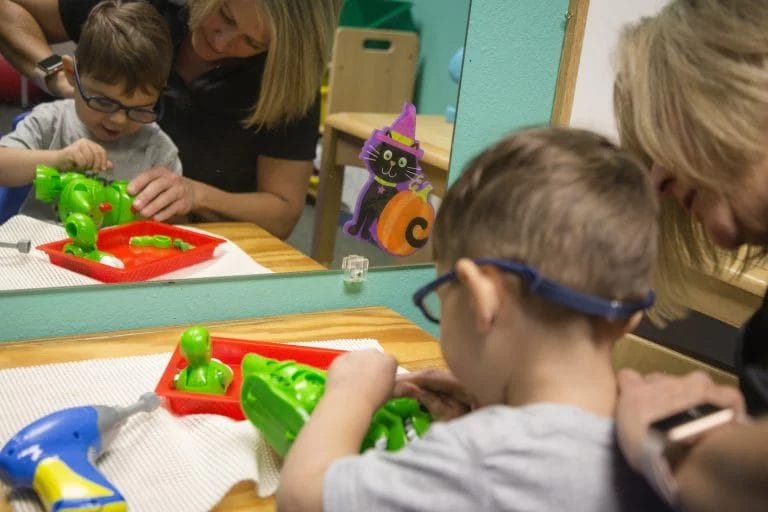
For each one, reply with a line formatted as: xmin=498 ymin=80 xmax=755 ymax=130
xmin=676 ymin=420 xmax=768 ymax=512
xmin=0 ymin=0 xmax=74 ymax=96
xmin=129 ymin=156 xmax=312 ymax=239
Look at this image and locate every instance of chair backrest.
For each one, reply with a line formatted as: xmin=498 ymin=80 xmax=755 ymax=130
xmin=325 ymin=27 xmax=419 ymax=118
xmin=0 ymin=110 xmax=32 ymax=224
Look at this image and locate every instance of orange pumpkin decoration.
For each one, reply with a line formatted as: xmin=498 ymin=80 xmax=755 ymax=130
xmin=377 ymin=186 xmax=435 ymax=257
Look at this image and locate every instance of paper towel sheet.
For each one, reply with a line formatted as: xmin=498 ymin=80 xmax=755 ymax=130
xmin=0 ymin=215 xmax=271 ymax=291
xmin=0 ymin=338 xmax=384 ymax=511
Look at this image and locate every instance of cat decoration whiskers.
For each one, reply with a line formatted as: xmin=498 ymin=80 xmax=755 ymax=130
xmin=344 ymin=103 xmax=435 ymax=256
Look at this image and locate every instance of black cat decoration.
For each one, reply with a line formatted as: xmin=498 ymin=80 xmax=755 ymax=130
xmin=344 ymin=103 xmax=435 ymax=256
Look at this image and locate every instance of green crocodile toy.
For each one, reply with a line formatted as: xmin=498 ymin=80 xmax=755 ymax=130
xmin=240 ymin=353 xmax=432 ymax=457
xmin=173 ymin=326 xmax=234 ymax=395
xmin=35 ymin=164 xmax=139 ymax=227
xmin=34 ymin=165 xmax=140 ymax=267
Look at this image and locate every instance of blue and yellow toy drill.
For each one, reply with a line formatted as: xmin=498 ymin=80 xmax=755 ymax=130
xmin=0 ymin=393 xmax=159 ymax=512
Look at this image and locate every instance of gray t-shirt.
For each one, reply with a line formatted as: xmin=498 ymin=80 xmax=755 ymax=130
xmin=324 ymin=403 xmax=671 ymax=512
xmin=0 ymin=99 xmax=182 ymax=221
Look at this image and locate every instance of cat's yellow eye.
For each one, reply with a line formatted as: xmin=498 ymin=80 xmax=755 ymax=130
xmin=398 ymin=157 xmax=407 ymax=168
xmin=383 ymin=150 xmax=393 ymax=160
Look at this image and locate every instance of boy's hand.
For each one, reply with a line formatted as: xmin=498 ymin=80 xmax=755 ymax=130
xmin=394 ymin=368 xmax=474 ymax=421
xmin=57 ymin=138 xmax=112 ymax=172
xmin=326 ymin=350 xmax=397 ymax=411
xmin=616 ymin=369 xmax=747 ymax=472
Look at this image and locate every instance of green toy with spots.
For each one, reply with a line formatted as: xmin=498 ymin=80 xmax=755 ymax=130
xmin=35 ymin=165 xmax=140 ymax=267
xmin=240 ymin=353 xmax=432 ymax=457
xmin=173 ymin=326 xmax=234 ymax=395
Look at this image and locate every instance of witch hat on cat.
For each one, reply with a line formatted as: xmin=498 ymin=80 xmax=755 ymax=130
xmin=389 ymin=103 xmax=417 ymax=145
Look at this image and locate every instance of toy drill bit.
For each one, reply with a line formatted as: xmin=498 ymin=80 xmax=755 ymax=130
xmin=0 ymin=239 xmax=31 ymax=253
xmin=0 ymin=393 xmax=159 ymax=512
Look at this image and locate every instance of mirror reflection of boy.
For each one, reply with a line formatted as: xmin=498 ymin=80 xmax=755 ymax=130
xmin=278 ymin=128 xmax=672 ymax=511
xmin=0 ymin=0 xmax=181 ymax=221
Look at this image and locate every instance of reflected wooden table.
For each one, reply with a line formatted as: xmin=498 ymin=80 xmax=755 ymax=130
xmin=0 ymin=307 xmax=443 ymax=512
xmin=684 ymin=256 xmax=768 ymax=328
xmin=190 ymin=222 xmax=325 ymax=273
xmin=312 ymin=112 xmax=454 ymax=266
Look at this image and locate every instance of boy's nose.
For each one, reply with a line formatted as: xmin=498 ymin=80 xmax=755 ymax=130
xmin=108 ymin=109 xmax=128 ymax=124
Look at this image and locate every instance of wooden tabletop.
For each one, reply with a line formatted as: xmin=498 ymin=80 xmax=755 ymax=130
xmin=0 ymin=307 xmax=442 ymax=512
xmin=325 ymin=112 xmax=454 ymax=171
xmin=190 ymin=222 xmax=325 ymax=273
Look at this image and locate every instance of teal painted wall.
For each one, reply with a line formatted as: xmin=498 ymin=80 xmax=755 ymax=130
xmin=411 ymin=0 xmax=471 ymax=115
xmin=450 ymin=0 xmax=569 ymax=182
xmin=0 ymin=0 xmax=568 ymax=342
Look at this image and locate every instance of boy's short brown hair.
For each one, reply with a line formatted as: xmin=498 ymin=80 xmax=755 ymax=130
xmin=76 ymin=0 xmax=172 ymax=94
xmin=434 ymin=127 xmax=659 ymax=303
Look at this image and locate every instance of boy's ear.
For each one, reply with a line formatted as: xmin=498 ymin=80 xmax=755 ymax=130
xmin=455 ymin=259 xmax=504 ymax=335
xmin=62 ymin=55 xmax=75 ymax=87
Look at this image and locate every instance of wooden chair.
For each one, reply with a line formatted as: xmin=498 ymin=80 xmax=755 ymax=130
xmin=324 ymin=27 xmax=419 ymax=118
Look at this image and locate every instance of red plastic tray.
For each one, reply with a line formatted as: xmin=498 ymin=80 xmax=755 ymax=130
xmin=155 ymin=336 xmax=345 ymax=420
xmin=37 ymin=220 xmax=225 ymax=283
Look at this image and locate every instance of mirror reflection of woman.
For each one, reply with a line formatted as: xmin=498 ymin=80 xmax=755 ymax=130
xmin=0 ymin=0 xmax=342 ymax=239
xmin=612 ymin=1 xmax=768 ymax=510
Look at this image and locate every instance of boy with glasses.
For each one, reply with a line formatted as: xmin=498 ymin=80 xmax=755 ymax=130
xmin=278 ymin=128 xmax=671 ymax=511
xmin=0 ymin=0 xmax=180 ymax=221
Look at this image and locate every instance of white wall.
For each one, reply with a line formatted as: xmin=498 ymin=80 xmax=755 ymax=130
xmin=569 ymin=0 xmax=669 ymax=141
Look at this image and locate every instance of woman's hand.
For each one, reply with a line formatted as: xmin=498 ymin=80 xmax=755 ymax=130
xmin=128 ymin=166 xmax=196 ymax=221
xmin=616 ymin=369 xmax=747 ymax=472
xmin=326 ymin=350 xmax=398 ymax=412
xmin=394 ymin=368 xmax=474 ymax=421
xmin=56 ymin=138 xmax=112 ymax=172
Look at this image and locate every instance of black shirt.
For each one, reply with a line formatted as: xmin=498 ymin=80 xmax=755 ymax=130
xmin=59 ymin=0 xmax=319 ymax=193
xmin=737 ymin=291 xmax=768 ymax=415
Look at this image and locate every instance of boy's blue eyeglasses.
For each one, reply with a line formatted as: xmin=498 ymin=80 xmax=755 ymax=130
xmin=412 ymin=258 xmax=655 ymax=324
xmin=73 ymin=62 xmax=161 ymax=124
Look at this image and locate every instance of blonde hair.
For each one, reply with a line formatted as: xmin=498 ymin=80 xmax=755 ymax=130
xmin=77 ymin=0 xmax=172 ymax=94
xmin=614 ymin=0 xmax=768 ymax=323
xmin=434 ymin=127 xmax=659 ymax=306
xmin=188 ymin=0 xmax=342 ymax=129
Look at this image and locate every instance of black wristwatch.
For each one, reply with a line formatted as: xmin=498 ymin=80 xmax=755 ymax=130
xmin=36 ymin=54 xmax=64 ymax=77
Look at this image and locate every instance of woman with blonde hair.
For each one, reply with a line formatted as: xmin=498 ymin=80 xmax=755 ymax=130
xmin=612 ymin=1 xmax=768 ymax=510
xmin=0 ymin=0 xmax=342 ymax=238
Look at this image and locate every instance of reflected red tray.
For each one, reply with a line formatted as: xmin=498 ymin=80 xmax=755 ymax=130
xmin=37 ymin=220 xmax=225 ymax=283
xmin=155 ymin=336 xmax=345 ymax=420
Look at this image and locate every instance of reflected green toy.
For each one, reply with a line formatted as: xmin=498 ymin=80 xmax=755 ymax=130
xmin=173 ymin=238 xmax=195 ymax=251
xmin=34 ymin=164 xmax=139 ymax=227
xmin=240 ymin=353 xmax=432 ymax=457
xmin=130 ymin=235 xmax=173 ymax=248
xmin=173 ymin=326 xmax=234 ymax=395
xmin=62 ymin=213 xmax=124 ymax=268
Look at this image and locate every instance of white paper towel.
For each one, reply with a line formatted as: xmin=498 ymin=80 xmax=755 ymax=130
xmin=0 ymin=338 xmax=384 ymax=511
xmin=0 ymin=215 xmax=271 ymax=291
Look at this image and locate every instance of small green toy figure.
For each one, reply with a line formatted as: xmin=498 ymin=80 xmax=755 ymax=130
xmin=129 ymin=235 xmax=173 ymax=249
xmin=173 ymin=326 xmax=234 ymax=395
xmin=240 ymin=353 xmax=431 ymax=457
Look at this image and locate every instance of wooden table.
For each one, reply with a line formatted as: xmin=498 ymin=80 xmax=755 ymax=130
xmin=684 ymin=256 xmax=767 ymax=328
xmin=191 ymin=222 xmax=325 ymax=273
xmin=312 ymin=112 xmax=454 ymax=266
xmin=0 ymin=307 xmax=442 ymax=512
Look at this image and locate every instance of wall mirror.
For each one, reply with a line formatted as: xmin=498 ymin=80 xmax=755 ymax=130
xmin=0 ymin=0 xmax=471 ymax=293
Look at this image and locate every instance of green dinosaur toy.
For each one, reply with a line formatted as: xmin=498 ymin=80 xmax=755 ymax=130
xmin=35 ymin=165 xmax=139 ymax=267
xmin=173 ymin=326 xmax=234 ymax=395
xmin=35 ymin=164 xmax=139 ymax=227
xmin=240 ymin=353 xmax=432 ymax=457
